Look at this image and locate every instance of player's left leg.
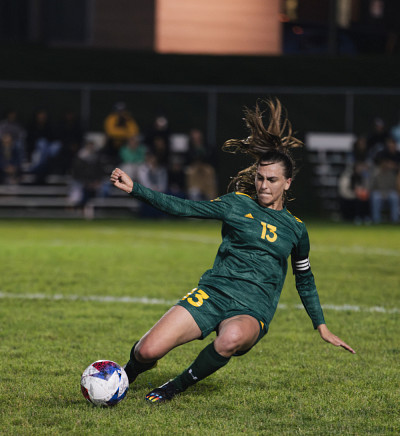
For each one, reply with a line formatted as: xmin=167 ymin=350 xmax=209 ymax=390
xmin=145 ymin=315 xmax=260 ymax=403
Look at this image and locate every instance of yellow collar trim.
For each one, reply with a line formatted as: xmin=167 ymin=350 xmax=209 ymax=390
xmin=235 ymin=192 xmax=252 ymax=199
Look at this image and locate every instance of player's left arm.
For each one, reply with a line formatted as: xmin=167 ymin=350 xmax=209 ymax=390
xmin=317 ymin=323 xmax=355 ymax=354
xmin=292 ymin=226 xmax=355 ymax=354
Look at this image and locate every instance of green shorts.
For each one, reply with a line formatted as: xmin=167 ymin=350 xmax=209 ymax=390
xmin=176 ymin=285 xmax=268 ymax=355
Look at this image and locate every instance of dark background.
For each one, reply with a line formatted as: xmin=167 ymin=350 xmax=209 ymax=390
xmin=0 ymin=0 xmax=399 ymax=217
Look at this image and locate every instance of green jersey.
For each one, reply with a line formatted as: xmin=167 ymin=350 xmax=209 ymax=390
xmin=130 ymin=183 xmax=325 ymax=329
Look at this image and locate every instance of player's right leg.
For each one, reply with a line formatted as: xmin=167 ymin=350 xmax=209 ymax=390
xmin=124 ymin=305 xmax=201 ymax=383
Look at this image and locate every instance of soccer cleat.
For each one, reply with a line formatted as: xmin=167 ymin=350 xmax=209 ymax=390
xmin=145 ymin=381 xmax=179 ymax=404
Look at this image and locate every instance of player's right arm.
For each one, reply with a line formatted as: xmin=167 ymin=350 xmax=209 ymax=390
xmin=111 ymin=167 xmax=134 ymax=193
xmin=110 ymin=167 xmax=230 ymax=220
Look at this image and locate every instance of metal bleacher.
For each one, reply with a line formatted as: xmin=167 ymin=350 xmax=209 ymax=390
xmin=0 ymin=175 xmax=140 ymax=219
xmin=305 ymin=132 xmax=356 ymax=216
xmin=0 ymin=131 xmax=141 ymax=219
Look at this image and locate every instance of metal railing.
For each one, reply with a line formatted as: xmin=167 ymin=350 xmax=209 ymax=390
xmin=1 ymin=80 xmax=400 ymax=147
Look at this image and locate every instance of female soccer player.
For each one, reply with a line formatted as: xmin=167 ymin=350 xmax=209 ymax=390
xmin=110 ymin=99 xmax=355 ymax=404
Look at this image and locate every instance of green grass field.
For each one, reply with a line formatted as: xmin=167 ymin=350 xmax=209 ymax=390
xmin=0 ymin=219 xmax=399 ymax=435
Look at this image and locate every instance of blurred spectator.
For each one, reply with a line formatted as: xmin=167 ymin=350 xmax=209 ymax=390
xmin=149 ymin=135 xmax=169 ymax=166
xmin=338 ymin=164 xmax=370 ymax=223
xmin=374 ymin=136 xmax=400 ymax=167
xmin=137 ymin=152 xmax=168 ymax=192
xmin=104 ymin=102 xmax=139 ymax=161
xmin=0 ymin=109 xmax=26 ymax=155
xmin=68 ymin=140 xmax=105 ymax=218
xmin=187 ymin=128 xmax=213 ymax=165
xmin=167 ymin=155 xmax=186 ymax=198
xmin=53 ymin=110 xmax=83 ymax=175
xmin=26 ymin=109 xmax=54 ymax=162
xmin=137 ymin=152 xmax=168 ymax=218
xmin=186 ymin=152 xmax=217 ymax=201
xmin=0 ymin=132 xmax=23 ymax=184
xmin=390 ymin=113 xmax=400 ymax=146
xmin=352 ymin=162 xmax=371 ymax=223
xmin=341 ymin=135 xmax=372 ymax=223
xmin=350 ymin=135 xmax=370 ymax=164
xmin=338 ymin=165 xmax=357 ymax=221
xmin=118 ymin=134 xmax=147 ymax=181
xmin=367 ymin=117 xmax=389 ymax=159
xmin=146 ymin=114 xmax=170 ymax=148
xmin=370 ymin=137 xmax=400 ymax=223
xmin=145 ymin=114 xmax=171 ymax=166
xmin=27 ymin=109 xmax=61 ymax=183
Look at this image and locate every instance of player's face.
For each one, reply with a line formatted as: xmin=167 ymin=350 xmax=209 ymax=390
xmin=255 ymin=162 xmax=292 ymax=210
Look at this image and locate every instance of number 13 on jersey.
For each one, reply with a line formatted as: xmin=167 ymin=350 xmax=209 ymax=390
xmin=260 ymin=222 xmax=277 ymax=242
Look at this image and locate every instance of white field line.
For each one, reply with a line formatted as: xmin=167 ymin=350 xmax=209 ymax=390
xmin=312 ymin=244 xmax=400 ymax=257
xmin=1 ymin=291 xmax=399 ymax=314
xmin=0 ymin=291 xmax=176 ymax=305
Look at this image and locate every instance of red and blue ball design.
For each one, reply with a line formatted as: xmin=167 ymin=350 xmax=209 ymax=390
xmin=80 ymin=360 xmax=129 ymax=407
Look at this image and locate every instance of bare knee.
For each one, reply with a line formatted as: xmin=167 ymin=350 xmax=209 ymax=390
xmin=214 ymin=327 xmax=246 ymax=357
xmin=135 ymin=339 xmax=164 ymax=362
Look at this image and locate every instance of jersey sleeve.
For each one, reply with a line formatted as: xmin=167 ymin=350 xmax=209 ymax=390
xmin=291 ymin=225 xmax=325 ymax=329
xmin=129 ymin=183 xmax=231 ymax=220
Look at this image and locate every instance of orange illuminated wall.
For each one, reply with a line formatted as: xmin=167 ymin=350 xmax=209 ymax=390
xmin=155 ymin=0 xmax=282 ymax=55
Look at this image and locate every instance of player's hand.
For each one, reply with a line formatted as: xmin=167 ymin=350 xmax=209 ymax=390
xmin=110 ymin=168 xmax=133 ymax=194
xmin=317 ymin=324 xmax=356 ymax=354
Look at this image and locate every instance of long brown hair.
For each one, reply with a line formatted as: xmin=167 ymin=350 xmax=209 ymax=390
xmin=222 ymin=98 xmax=302 ymax=199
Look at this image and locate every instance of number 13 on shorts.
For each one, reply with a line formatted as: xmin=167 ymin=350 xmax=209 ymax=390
xmin=181 ymin=288 xmax=210 ymax=307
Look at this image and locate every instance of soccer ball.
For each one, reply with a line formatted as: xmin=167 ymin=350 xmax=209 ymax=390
xmin=80 ymin=360 xmax=129 ymax=407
